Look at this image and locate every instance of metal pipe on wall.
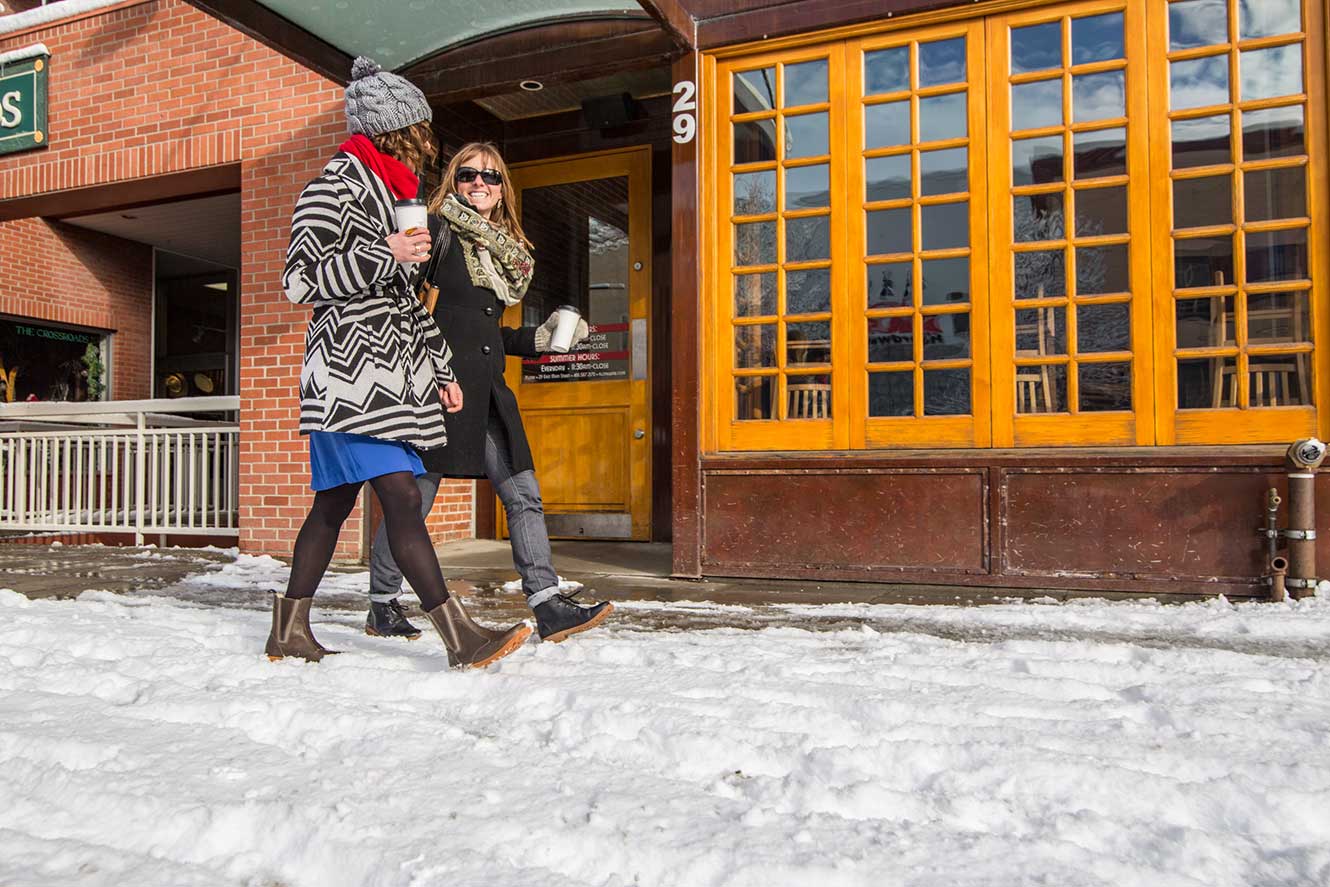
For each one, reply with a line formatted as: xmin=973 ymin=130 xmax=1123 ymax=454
xmin=1284 ymin=439 xmax=1326 ymax=600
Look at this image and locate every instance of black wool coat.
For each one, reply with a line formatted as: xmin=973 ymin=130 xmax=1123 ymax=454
xmin=419 ymin=220 xmax=539 ymax=478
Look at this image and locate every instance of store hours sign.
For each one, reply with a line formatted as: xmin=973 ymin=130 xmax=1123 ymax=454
xmin=0 ymin=45 xmax=50 ymax=157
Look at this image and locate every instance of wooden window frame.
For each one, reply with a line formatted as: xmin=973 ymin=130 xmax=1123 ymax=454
xmin=702 ymin=0 xmax=1329 ymax=454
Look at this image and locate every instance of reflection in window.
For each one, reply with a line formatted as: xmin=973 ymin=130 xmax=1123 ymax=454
xmin=921 ymin=257 xmax=969 ymax=305
xmin=921 ymin=202 xmax=969 ymax=250
xmin=919 ymin=38 xmax=966 ymax=87
xmin=1015 ymin=306 xmax=1066 ymax=355
xmin=924 ymin=369 xmax=970 ymax=415
xmin=1243 ymin=107 xmax=1304 ymax=160
xmin=1245 ymin=229 xmax=1308 ymax=282
xmin=1173 ymin=236 xmax=1234 ymax=289
xmin=785 ymin=164 xmax=830 ymax=209
xmin=1240 ymin=45 xmax=1302 ymax=103
xmin=734 ymin=272 xmax=777 ymax=318
xmin=1076 ymin=244 xmax=1129 ymax=295
xmin=786 ymin=113 xmax=830 ymax=158
xmin=1172 ymin=114 xmax=1231 ymax=169
xmin=1072 ymin=71 xmax=1125 ymax=123
xmin=784 ymin=59 xmax=828 ymax=106
xmin=1014 ymin=193 xmax=1065 ymax=243
xmin=1011 ymin=21 xmax=1061 ymax=73
xmin=734 ymin=170 xmax=776 ymax=215
xmin=1015 ymin=249 xmax=1066 ymax=299
xmin=868 ymin=263 xmax=912 ymax=308
xmin=868 ymin=371 xmax=913 ymax=416
xmin=734 ymin=324 xmax=776 ymax=368
xmin=787 ymin=375 xmax=832 ymax=419
xmin=864 ymin=45 xmax=909 ymax=95
xmin=1074 ymin=128 xmax=1126 ymax=178
xmin=1013 ymin=135 xmax=1064 ymax=186
xmin=1169 ymin=0 xmax=1228 ymax=50
xmin=1072 ymin=12 xmax=1123 ymax=64
xmin=787 ymin=215 xmax=831 ymax=262
xmin=1173 ymin=175 xmax=1231 ymax=229
xmin=735 ymin=375 xmax=775 ymax=420
xmin=866 ymin=154 xmax=911 ymax=201
xmin=1012 ymin=79 xmax=1062 ymax=130
xmin=1016 ymin=364 xmax=1068 ymax=413
xmin=734 ymin=68 xmax=776 ymax=114
xmin=1077 ymin=303 xmax=1130 ymax=353
xmin=734 ymin=119 xmax=777 ymax=164
xmin=1175 ymin=295 xmax=1235 ymax=349
xmin=1079 ymin=362 xmax=1131 ymax=411
xmin=1170 ymin=55 xmax=1229 ymax=110
xmin=788 ymin=268 xmax=831 ymax=315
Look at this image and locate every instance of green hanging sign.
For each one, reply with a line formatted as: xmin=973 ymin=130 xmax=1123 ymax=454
xmin=0 ymin=46 xmax=49 ymax=157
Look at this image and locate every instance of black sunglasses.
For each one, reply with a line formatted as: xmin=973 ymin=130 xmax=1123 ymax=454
xmin=455 ymin=167 xmax=503 ymax=186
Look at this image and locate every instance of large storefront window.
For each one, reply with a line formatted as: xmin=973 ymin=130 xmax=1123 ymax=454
xmin=0 ymin=316 xmax=109 ymax=403
xmin=706 ymin=0 xmax=1325 ymax=450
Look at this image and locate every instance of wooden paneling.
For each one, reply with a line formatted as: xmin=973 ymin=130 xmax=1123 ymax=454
xmin=703 ymin=468 xmax=988 ymax=571
xmin=671 ymin=52 xmax=704 ymax=574
xmin=699 ymin=448 xmax=1329 ymax=596
xmin=1001 ymin=468 xmax=1277 ymax=580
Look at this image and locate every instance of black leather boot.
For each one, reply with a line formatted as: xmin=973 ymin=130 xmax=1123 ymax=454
xmin=533 ymin=594 xmax=613 ymax=643
xmin=365 ymin=599 xmax=423 ymax=639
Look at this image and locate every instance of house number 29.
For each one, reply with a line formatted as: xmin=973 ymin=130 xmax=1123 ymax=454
xmin=672 ymin=81 xmax=697 ymax=144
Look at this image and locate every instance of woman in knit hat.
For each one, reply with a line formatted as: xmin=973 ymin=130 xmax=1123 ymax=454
xmin=268 ymin=57 xmax=529 ymax=669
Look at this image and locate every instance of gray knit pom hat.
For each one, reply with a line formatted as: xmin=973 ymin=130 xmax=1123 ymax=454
xmin=345 ymin=56 xmax=432 ymax=137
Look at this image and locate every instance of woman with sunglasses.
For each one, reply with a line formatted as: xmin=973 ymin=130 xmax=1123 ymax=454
xmin=271 ymin=65 xmax=529 ymax=668
xmin=363 ymin=142 xmax=613 ymax=644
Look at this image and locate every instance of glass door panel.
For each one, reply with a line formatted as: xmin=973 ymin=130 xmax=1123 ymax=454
xmin=852 ymin=20 xmax=990 ymax=448
xmin=1154 ymin=0 xmax=1320 ymax=443
xmin=989 ymin=0 xmax=1153 ymax=446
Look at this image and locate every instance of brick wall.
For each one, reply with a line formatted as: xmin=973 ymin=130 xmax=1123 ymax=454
xmin=0 ymin=0 xmax=475 ymax=560
xmin=0 ymin=219 xmax=153 ymax=398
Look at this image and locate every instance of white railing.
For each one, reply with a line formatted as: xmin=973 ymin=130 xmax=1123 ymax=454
xmin=0 ymin=397 xmax=240 ymax=542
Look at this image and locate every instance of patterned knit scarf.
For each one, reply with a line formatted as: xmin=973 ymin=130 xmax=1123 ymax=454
xmin=439 ymin=194 xmax=534 ymax=306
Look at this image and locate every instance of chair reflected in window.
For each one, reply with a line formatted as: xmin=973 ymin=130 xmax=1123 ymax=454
xmin=1206 ymin=285 xmax=1309 ymax=407
xmin=1014 ymin=291 xmax=1060 ymax=413
xmin=787 ymin=380 xmax=831 ymax=419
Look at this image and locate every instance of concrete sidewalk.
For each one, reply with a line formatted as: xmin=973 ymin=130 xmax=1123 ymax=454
xmin=0 ymin=538 xmax=1179 ymax=612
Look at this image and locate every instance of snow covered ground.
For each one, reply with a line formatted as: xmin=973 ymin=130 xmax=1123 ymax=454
xmin=2 ymin=554 xmax=1330 ymax=887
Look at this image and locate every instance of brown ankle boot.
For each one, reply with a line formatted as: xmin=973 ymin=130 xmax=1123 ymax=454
xmin=426 ymin=596 xmax=531 ymax=669
xmin=265 ymin=595 xmax=336 ymax=662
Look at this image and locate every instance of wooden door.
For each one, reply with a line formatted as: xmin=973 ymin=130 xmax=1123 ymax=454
xmin=500 ymin=147 xmax=652 ymax=540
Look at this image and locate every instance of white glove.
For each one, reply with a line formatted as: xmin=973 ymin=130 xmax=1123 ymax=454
xmin=534 ymin=311 xmax=590 ymax=352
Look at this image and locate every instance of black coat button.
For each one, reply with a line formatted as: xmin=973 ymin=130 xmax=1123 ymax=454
xmin=484 ymin=306 xmax=495 ymax=316
xmin=481 ymin=345 xmax=492 ymax=355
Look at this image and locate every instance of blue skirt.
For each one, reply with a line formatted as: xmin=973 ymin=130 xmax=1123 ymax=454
xmin=308 ymin=431 xmax=426 ymax=491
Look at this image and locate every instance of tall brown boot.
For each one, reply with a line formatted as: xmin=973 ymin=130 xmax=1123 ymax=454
xmin=265 ymin=594 xmax=337 ymax=662
xmin=426 ymin=595 xmax=531 ymax=669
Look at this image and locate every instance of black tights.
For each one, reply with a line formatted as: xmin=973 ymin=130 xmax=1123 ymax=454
xmin=285 ymin=471 xmax=450 ymax=611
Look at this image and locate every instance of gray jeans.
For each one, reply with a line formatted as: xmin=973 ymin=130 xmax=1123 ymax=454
xmin=369 ymin=415 xmax=559 ymax=607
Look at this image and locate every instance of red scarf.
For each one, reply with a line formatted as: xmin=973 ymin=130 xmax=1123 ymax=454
xmin=339 ymin=134 xmax=419 ymax=201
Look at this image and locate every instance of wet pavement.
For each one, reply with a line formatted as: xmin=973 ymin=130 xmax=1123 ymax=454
xmin=0 ymin=540 xmax=1266 ymax=651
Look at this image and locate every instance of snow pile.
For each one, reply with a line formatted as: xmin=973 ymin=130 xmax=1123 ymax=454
xmin=1 ymin=583 xmax=1329 ymax=886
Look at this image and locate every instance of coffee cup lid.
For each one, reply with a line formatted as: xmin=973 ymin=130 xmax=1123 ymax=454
xmin=556 ymin=304 xmax=581 ymax=314
xmin=395 ymin=198 xmax=425 ymax=206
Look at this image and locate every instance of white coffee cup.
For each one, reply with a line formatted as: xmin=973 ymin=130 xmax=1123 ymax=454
xmin=549 ymin=304 xmax=583 ymax=353
xmin=393 ymin=198 xmax=429 ymax=263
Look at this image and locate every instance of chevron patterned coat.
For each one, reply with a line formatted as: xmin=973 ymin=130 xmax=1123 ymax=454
xmin=283 ymin=152 xmax=456 ymax=451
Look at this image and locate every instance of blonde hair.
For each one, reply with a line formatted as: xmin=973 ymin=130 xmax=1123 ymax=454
xmin=370 ymin=120 xmax=438 ymax=175
xmin=428 ymin=142 xmax=532 ymax=249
